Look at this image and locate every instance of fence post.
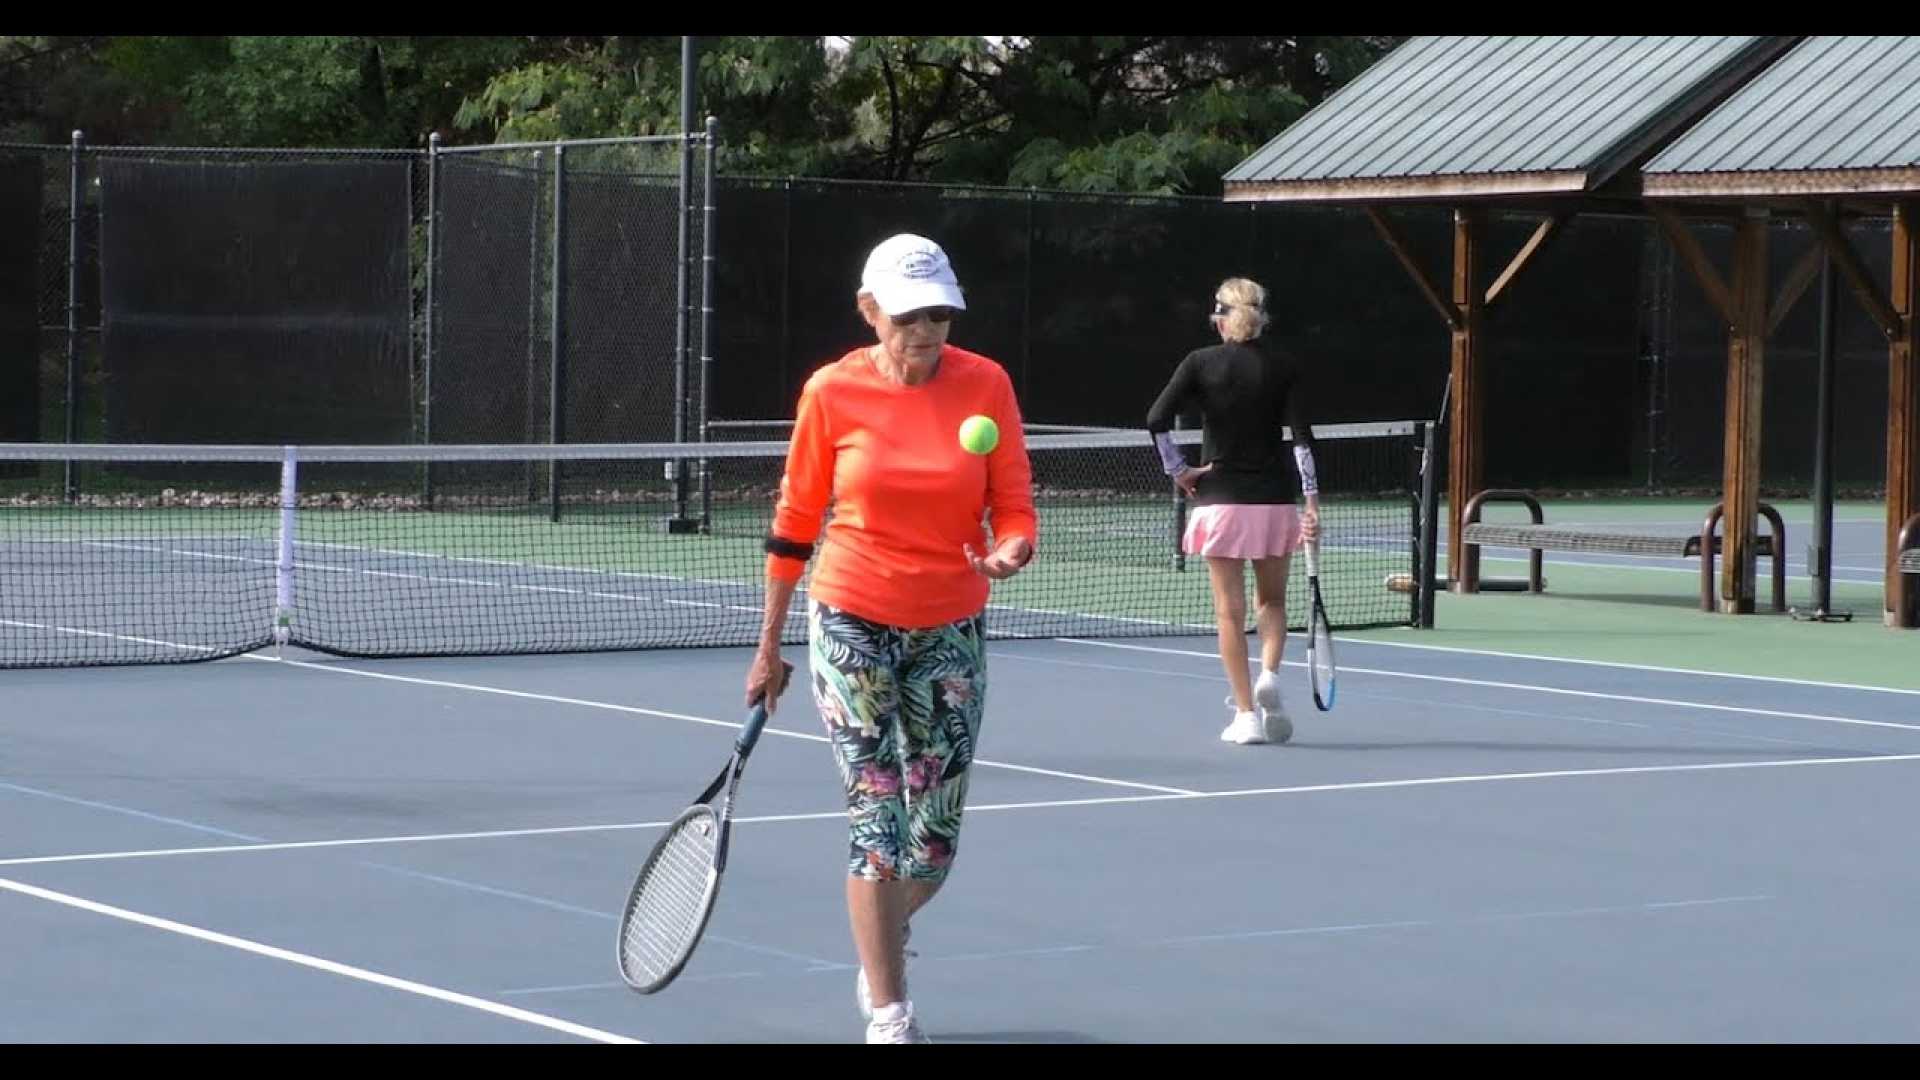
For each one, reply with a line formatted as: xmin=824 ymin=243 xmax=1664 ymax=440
xmin=781 ymin=177 xmax=792 ymax=411
xmin=549 ymin=143 xmax=567 ymax=523
xmin=63 ymin=130 xmax=83 ymax=501
xmin=699 ymin=116 xmax=718 ymax=532
xmin=1023 ymin=187 xmax=1035 ymax=402
xmin=679 ymin=121 xmax=702 ymax=522
xmin=422 ymin=132 xmax=439 ymax=506
xmin=524 ymin=149 xmax=542 ymax=503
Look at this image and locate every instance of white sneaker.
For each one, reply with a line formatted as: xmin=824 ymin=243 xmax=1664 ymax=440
xmin=856 ymin=922 xmax=914 ymax=1021
xmin=866 ymin=1001 xmax=931 ymax=1044
xmin=1219 ymin=708 xmax=1268 ymax=745
xmin=1254 ymin=668 xmax=1282 ymax=712
xmin=1254 ymin=669 xmax=1293 ymax=744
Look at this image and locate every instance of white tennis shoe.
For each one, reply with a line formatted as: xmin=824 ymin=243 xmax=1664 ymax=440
xmin=1219 ymin=707 xmax=1268 ymax=744
xmin=1254 ymin=668 xmax=1292 ymax=743
xmin=866 ymin=1001 xmax=931 ymax=1044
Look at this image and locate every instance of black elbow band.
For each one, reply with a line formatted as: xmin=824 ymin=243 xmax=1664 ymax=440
xmin=764 ymin=535 xmax=814 ymax=560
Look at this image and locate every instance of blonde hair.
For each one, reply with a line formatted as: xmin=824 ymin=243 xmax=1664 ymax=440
xmin=1213 ymin=278 xmax=1269 ymax=343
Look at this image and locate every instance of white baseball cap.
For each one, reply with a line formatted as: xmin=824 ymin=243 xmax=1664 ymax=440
xmin=859 ymin=233 xmax=967 ymax=316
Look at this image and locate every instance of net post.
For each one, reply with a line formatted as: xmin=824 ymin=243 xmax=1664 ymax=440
xmin=1170 ymin=414 xmax=1187 ymax=572
xmin=1418 ymin=420 xmax=1441 ymax=628
xmin=1409 ymin=422 xmax=1424 ymax=627
xmin=274 ymin=446 xmax=298 ymax=655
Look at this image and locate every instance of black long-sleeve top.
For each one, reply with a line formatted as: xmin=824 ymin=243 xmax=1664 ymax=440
xmin=1145 ymin=339 xmax=1315 ymax=506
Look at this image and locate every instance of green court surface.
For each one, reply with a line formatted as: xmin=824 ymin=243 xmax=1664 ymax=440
xmin=1352 ymin=497 xmax=1918 ymax=692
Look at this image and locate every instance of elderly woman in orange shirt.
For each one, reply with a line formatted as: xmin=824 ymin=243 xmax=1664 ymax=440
xmin=747 ymin=233 xmax=1037 ymax=1044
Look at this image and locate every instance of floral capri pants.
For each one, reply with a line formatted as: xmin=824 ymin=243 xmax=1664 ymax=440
xmin=807 ymin=599 xmax=988 ymax=883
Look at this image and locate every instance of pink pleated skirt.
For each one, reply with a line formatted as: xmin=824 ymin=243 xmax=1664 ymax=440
xmin=1182 ymin=503 xmax=1303 ymax=560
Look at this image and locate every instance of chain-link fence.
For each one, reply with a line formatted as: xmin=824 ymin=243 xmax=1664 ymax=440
xmin=710 ymin=181 xmax=1898 ymax=494
xmin=0 ymin=131 xmax=1903 ymax=497
xmin=0 ymin=130 xmax=716 ymax=506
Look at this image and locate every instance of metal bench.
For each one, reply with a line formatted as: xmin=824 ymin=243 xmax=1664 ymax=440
xmin=1459 ymin=489 xmax=1786 ymax=612
xmin=1898 ymin=512 xmax=1920 ymax=627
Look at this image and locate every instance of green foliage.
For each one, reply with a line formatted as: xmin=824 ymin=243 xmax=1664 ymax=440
xmin=7 ymin=35 xmax=1407 ymax=194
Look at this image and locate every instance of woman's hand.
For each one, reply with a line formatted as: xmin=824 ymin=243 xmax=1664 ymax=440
xmin=745 ymin=645 xmax=793 ymax=714
xmin=1300 ymin=500 xmax=1320 ymax=545
xmin=965 ymin=536 xmax=1034 ymax=580
xmin=1173 ymin=462 xmax=1213 ymax=498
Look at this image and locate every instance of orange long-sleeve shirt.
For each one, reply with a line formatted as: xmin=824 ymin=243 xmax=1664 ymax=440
xmin=765 ymin=344 xmax=1038 ymax=629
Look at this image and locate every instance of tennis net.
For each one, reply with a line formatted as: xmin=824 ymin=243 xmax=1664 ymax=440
xmin=0 ymin=422 xmax=1421 ymax=668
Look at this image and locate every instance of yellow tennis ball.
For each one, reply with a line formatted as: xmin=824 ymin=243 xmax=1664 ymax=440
xmin=958 ymin=414 xmax=999 ymax=455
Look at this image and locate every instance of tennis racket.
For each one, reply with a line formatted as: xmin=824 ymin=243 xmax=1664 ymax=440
xmin=616 ymin=661 xmax=791 ymax=994
xmin=1304 ymin=540 xmax=1336 ymax=711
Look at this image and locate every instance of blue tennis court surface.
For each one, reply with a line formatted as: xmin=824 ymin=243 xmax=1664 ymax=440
xmin=6 ymin=632 xmax=1920 ymax=1042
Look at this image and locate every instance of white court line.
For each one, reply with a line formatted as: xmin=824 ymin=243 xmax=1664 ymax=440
xmin=500 ymin=893 xmax=1779 ymax=992
xmin=57 ymin=537 xmax=754 ymax=610
xmin=258 ymin=657 xmax=1199 ymax=797
xmin=1057 ymin=638 xmax=1920 ymax=722
xmin=1467 ymin=551 xmax=1888 ymax=583
xmin=1465 ymin=517 xmax=1884 ymax=528
xmin=0 ymin=876 xmax=641 ymax=1044
xmin=1279 ymin=635 xmax=1920 ymax=699
xmin=6 ymin=619 xmax=1175 ymax=796
xmin=11 ymin=752 xmax=1920 ymax=869
xmin=0 ymin=618 xmax=222 ymax=655
xmin=995 ymin=654 xmax=1838 ymax=748
xmin=0 ymin=811 xmax=847 ymax=867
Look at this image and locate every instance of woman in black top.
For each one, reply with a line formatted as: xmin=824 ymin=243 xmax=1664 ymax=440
xmin=1146 ymin=278 xmax=1320 ymax=745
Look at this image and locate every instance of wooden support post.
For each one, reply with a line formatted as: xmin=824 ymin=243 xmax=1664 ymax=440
xmin=1449 ymin=208 xmax=1486 ymax=592
xmin=1889 ymin=202 xmax=1920 ymax=626
xmin=1721 ymin=213 xmax=1768 ymax=613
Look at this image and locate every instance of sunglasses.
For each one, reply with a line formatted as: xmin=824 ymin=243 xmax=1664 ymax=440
xmin=889 ymin=306 xmax=956 ymax=327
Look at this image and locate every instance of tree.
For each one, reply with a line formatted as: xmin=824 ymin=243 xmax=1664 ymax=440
xmin=6 ymin=35 xmax=1406 ymax=195
xmin=94 ymin=36 xmax=549 ymax=148
xmin=454 ymin=36 xmax=847 ymax=173
xmin=1 ymin=37 xmax=140 ymax=144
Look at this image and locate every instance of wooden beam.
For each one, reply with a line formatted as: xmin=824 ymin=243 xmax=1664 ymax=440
xmin=1721 ymin=215 xmax=1769 ymax=614
xmin=1485 ymin=212 xmax=1573 ymax=310
xmin=1364 ymin=207 xmax=1461 ymax=332
xmin=1448 ymin=208 xmax=1486 ymax=593
xmin=1888 ymin=201 xmax=1920 ymax=626
xmin=1650 ymin=205 xmax=1737 ymax=327
xmin=1767 ymin=239 xmax=1826 ymax=337
xmin=1804 ymin=201 xmax=1904 ymax=341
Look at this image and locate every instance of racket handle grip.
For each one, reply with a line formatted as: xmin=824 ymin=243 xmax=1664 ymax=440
xmin=737 ymin=703 xmax=770 ymax=754
xmin=737 ymin=661 xmax=794 ymax=754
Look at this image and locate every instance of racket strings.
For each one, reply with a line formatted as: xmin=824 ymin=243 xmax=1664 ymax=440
xmin=1311 ymin=626 xmax=1335 ymax=680
xmin=620 ymin=815 xmax=720 ymax=984
xmin=1309 ymin=607 xmax=1336 ymax=693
